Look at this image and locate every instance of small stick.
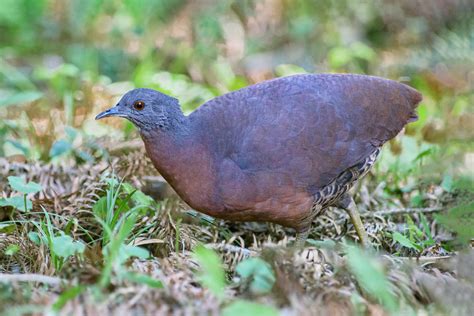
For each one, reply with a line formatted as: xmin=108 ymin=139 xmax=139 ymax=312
xmin=363 ymin=207 xmax=443 ymax=218
xmin=0 ymin=273 xmax=64 ymax=285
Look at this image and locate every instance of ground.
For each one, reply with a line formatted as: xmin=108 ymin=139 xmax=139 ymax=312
xmin=0 ymin=144 xmax=472 ymax=315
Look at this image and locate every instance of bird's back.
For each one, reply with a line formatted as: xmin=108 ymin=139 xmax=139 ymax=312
xmin=189 ymin=74 xmax=421 ymax=191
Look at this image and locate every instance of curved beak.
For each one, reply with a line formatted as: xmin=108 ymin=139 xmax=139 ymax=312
xmin=95 ymin=107 xmax=125 ymax=120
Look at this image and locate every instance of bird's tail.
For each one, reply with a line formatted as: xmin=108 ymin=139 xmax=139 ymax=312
xmin=402 ymin=84 xmax=423 ymax=123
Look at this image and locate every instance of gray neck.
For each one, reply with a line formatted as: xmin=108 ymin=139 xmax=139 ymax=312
xmin=140 ymin=107 xmax=189 ymax=137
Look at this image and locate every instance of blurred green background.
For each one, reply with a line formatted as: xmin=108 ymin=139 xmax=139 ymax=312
xmin=0 ymin=0 xmax=473 ymax=197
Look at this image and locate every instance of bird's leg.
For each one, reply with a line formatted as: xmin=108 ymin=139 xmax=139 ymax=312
xmin=294 ymin=204 xmax=322 ymax=248
xmin=338 ymin=195 xmax=369 ymax=247
xmin=295 ymin=229 xmax=310 ymax=248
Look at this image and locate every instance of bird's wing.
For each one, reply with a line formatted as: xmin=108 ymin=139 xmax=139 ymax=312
xmin=191 ymin=74 xmax=421 ymax=191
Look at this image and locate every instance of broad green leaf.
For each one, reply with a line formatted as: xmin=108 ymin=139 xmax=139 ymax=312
xmin=236 ymin=258 xmax=275 ymax=294
xmin=193 ymin=245 xmax=226 ymax=298
xmin=117 ymin=244 xmax=149 ymax=264
xmin=51 ymin=234 xmax=85 ymax=258
xmin=0 ymin=196 xmax=32 ymax=211
xmin=346 ymin=245 xmax=398 ymax=312
xmin=49 ymin=139 xmax=73 ymax=158
xmin=122 ymin=183 xmax=154 ymax=207
xmin=222 ymin=300 xmax=278 ymax=316
xmin=5 ymin=139 xmax=29 ymax=156
xmin=8 ymin=176 xmax=42 ymax=194
xmin=392 ymin=232 xmax=421 ymax=251
xmin=0 ymin=91 xmax=43 ymax=108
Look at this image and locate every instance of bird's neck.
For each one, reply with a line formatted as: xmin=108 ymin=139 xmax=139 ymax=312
xmin=140 ymin=119 xmax=219 ymax=211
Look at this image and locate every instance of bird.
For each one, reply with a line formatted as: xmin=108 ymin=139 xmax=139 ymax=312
xmin=96 ymin=73 xmax=422 ymax=247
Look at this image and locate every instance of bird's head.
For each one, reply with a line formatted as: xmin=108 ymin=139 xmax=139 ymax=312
xmin=95 ymin=88 xmax=185 ymax=132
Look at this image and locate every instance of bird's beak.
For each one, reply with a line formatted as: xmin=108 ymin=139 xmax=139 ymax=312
xmin=95 ymin=107 xmax=125 ymax=120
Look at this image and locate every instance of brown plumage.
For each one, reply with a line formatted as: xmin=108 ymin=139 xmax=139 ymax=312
xmin=96 ymin=74 xmax=422 ymax=246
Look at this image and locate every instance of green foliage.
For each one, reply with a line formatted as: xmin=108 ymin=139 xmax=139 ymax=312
xmin=91 ymin=176 xmax=160 ymax=290
xmin=4 ymin=244 xmax=20 ymax=256
xmin=436 ymin=202 xmax=474 ymax=245
xmin=0 ymin=91 xmax=43 ymax=108
xmin=235 ymin=258 xmax=275 ymax=294
xmin=28 ymin=209 xmax=85 ymax=271
xmin=0 ymin=176 xmax=42 ymax=212
xmin=192 ymin=245 xmax=227 ymax=299
xmin=7 ymin=176 xmax=42 ymax=194
xmin=222 ymin=300 xmax=279 ymax=316
xmin=346 ymin=245 xmax=398 ymax=313
xmin=391 ymin=214 xmax=435 ymax=254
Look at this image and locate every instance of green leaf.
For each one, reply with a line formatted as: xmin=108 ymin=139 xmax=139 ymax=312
xmin=8 ymin=176 xmax=42 ymax=194
xmin=236 ymin=258 xmax=275 ymax=294
xmin=51 ymin=234 xmax=85 ymax=258
xmin=193 ymin=245 xmax=226 ymax=298
xmin=441 ymin=175 xmax=453 ymax=192
xmin=5 ymin=244 xmax=20 ymax=256
xmin=122 ymin=183 xmax=154 ymax=207
xmin=5 ymin=139 xmax=29 ymax=156
xmin=410 ymin=194 xmax=424 ymax=207
xmin=28 ymin=231 xmax=42 ymax=245
xmin=0 ymin=196 xmax=32 ymax=211
xmin=123 ymin=272 xmax=163 ymax=288
xmin=328 ymin=46 xmax=352 ymax=68
xmin=436 ymin=202 xmax=474 ymax=244
xmin=117 ymin=244 xmax=149 ymax=264
xmin=92 ymin=196 xmax=107 ymax=219
xmin=392 ymin=232 xmax=421 ymax=251
xmin=49 ymin=139 xmax=73 ymax=158
xmin=222 ymin=300 xmax=279 ymax=316
xmin=0 ymin=91 xmax=43 ymax=108
xmin=0 ymin=223 xmax=15 ymax=233
xmin=53 ymin=285 xmax=86 ymax=312
xmin=65 ymin=126 xmax=79 ymax=141
xmin=346 ymin=245 xmax=398 ymax=312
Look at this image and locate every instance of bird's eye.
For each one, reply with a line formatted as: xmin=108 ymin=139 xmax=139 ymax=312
xmin=133 ymin=101 xmax=145 ymax=111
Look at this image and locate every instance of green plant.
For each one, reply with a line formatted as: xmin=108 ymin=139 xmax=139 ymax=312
xmin=192 ymin=245 xmax=278 ymax=314
xmin=391 ymin=214 xmax=436 ymax=254
xmin=92 ymin=176 xmax=161 ymax=289
xmin=28 ymin=208 xmax=85 ymax=271
xmin=0 ymin=176 xmax=42 ymax=212
xmin=222 ymin=300 xmax=279 ymax=316
xmin=346 ymin=245 xmax=398 ymax=313
xmin=192 ymin=244 xmax=227 ymax=299
xmin=235 ymin=257 xmax=275 ymax=294
xmin=436 ymin=202 xmax=474 ymax=246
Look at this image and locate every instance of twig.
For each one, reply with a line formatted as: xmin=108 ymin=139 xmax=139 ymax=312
xmin=364 ymin=206 xmax=444 ymax=218
xmin=0 ymin=273 xmax=64 ymax=285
